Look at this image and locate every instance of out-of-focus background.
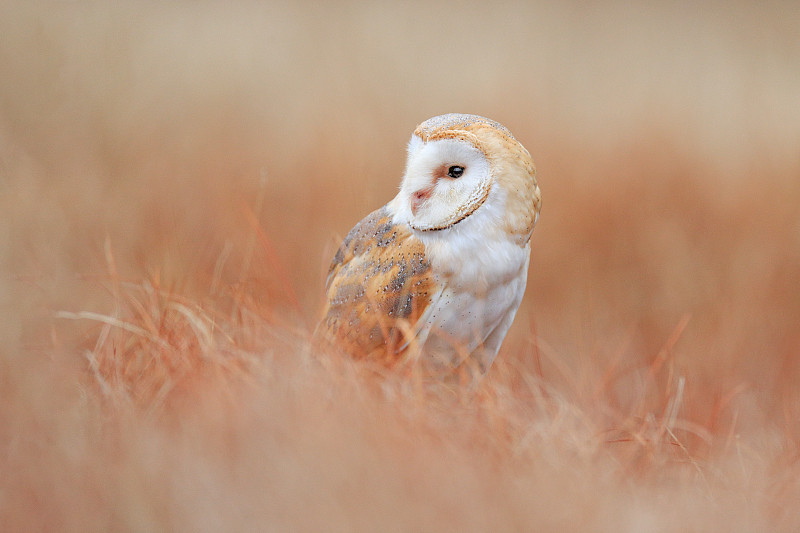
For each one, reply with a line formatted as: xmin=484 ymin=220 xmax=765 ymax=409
xmin=2 ymin=1 xmax=800 ymax=531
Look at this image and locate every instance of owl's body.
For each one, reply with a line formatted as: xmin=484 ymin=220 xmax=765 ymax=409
xmin=319 ymin=114 xmax=541 ymax=373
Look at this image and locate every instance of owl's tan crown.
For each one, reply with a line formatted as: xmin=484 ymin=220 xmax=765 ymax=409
xmin=414 ymin=113 xmax=516 ymax=142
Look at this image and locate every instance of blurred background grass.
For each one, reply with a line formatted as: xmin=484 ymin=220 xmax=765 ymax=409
xmin=2 ymin=1 xmax=800 ymax=530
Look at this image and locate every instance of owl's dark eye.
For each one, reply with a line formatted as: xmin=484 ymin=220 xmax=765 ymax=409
xmin=447 ymin=165 xmax=464 ymax=178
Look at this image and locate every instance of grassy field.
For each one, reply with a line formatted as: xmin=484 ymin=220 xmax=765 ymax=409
xmin=2 ymin=1 xmax=800 ymax=531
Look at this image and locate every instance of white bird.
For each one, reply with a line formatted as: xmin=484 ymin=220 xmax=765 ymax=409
xmin=318 ymin=113 xmax=541 ymax=374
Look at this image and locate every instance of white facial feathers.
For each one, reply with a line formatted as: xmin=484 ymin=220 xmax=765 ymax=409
xmin=396 ymin=138 xmax=492 ymax=232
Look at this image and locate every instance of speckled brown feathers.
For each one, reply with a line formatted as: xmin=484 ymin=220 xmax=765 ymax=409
xmin=319 ymin=206 xmax=439 ymax=363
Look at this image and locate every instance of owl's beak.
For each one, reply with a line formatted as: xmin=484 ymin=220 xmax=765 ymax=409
xmin=410 ymin=186 xmax=434 ymax=215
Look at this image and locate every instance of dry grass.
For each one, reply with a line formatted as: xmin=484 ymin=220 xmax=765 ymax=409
xmin=2 ymin=1 xmax=800 ymax=531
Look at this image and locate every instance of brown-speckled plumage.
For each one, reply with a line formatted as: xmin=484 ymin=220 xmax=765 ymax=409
xmin=319 ymin=206 xmax=439 ymax=363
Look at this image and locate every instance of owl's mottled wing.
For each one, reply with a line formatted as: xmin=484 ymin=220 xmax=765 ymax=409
xmin=319 ymin=206 xmax=441 ymax=363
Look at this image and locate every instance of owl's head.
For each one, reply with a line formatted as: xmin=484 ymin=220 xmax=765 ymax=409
xmin=391 ymin=113 xmax=541 ymax=242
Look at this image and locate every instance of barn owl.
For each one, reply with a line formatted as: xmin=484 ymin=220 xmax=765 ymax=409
xmin=318 ymin=113 xmax=541 ymax=374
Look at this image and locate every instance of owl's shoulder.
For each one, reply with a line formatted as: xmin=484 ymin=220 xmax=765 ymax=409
xmin=321 ymin=205 xmax=440 ymax=361
xmin=327 ymin=207 xmax=397 ymax=286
